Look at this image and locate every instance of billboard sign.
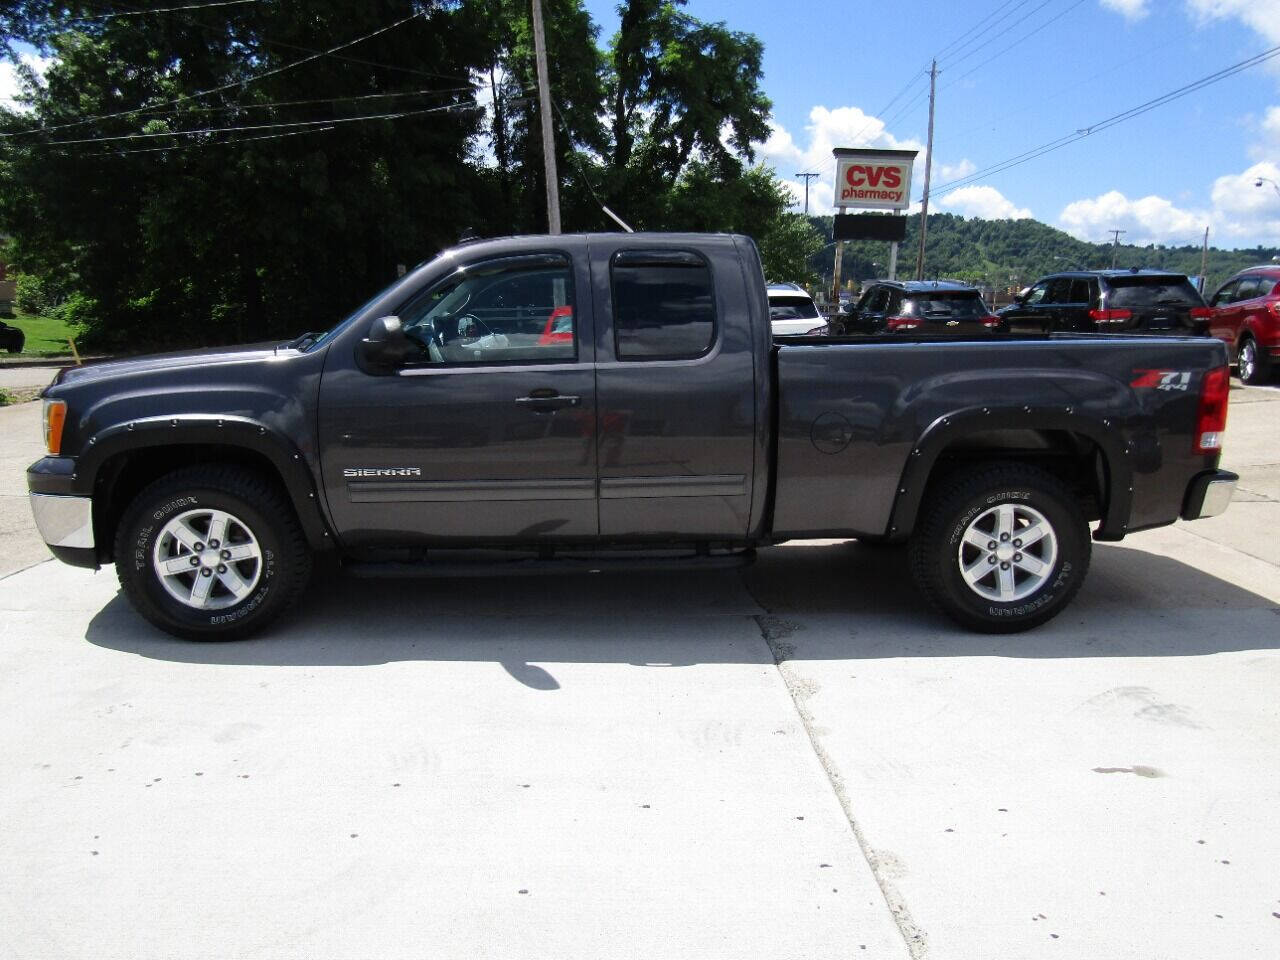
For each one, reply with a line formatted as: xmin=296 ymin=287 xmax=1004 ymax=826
xmin=833 ymin=148 xmax=917 ymax=210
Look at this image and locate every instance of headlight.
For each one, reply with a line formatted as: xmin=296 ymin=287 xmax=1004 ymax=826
xmin=43 ymin=399 xmax=67 ymax=455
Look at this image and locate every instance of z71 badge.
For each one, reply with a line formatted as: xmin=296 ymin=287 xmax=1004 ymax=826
xmin=343 ymin=467 xmax=422 ymax=478
xmin=1130 ymin=369 xmax=1191 ymax=391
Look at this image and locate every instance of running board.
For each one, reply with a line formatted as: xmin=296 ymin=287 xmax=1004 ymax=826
xmin=343 ymin=548 xmax=756 ymax=579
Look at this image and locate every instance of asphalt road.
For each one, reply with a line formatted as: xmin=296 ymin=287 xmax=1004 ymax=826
xmin=1 ymin=383 xmax=1277 ymax=959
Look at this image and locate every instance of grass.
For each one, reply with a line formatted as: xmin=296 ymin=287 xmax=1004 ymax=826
xmin=2 ymin=308 xmax=81 ymax=357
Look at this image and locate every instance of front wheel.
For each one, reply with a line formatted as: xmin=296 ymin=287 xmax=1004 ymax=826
xmin=909 ymin=464 xmax=1091 ymax=633
xmin=114 ymin=465 xmax=313 ymax=640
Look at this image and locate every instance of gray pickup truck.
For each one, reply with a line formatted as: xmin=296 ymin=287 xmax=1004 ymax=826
xmin=28 ymin=233 xmax=1236 ymax=639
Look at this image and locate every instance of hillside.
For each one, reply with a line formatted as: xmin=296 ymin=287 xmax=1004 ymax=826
xmin=809 ymin=212 xmax=1279 ymax=294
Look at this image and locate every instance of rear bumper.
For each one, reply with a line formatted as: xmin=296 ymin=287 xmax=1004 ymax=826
xmin=1181 ymin=470 xmax=1237 ymax=521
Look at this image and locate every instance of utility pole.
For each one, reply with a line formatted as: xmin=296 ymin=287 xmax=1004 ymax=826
xmin=1199 ymin=226 xmax=1210 ymax=292
xmin=1108 ymin=228 xmax=1126 ymax=268
xmin=531 ymin=0 xmax=560 ymax=234
xmin=915 ymin=60 xmax=938 ymax=280
xmin=796 ymin=172 xmax=820 ymax=215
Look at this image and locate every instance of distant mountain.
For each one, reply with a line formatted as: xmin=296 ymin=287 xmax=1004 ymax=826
xmin=809 ymin=212 xmax=1279 ymax=295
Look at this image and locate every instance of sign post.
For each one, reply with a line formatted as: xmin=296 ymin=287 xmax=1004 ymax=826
xmin=830 ymin=147 xmax=918 ymax=287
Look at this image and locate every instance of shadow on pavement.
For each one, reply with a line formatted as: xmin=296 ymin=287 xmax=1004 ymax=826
xmin=82 ymin=538 xmax=1280 ymax=683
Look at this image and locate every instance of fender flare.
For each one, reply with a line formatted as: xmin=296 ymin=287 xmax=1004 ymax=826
xmin=884 ymin=406 xmax=1133 ymax=542
xmin=77 ymin=414 xmax=333 ymax=551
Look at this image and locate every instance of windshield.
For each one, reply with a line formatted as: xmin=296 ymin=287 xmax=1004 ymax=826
xmin=301 ymin=264 xmax=434 ymax=352
xmin=902 ymin=293 xmax=986 ymax=317
xmin=1107 ymin=276 xmax=1202 ymax=307
xmin=769 ymin=295 xmax=819 ymax=321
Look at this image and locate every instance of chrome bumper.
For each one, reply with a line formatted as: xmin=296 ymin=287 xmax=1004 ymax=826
xmin=29 ymin=493 xmax=95 ymax=548
xmin=1182 ymin=471 xmax=1237 ymax=521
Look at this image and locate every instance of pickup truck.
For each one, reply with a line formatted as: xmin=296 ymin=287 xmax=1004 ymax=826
xmin=28 ymin=232 xmax=1237 ymax=640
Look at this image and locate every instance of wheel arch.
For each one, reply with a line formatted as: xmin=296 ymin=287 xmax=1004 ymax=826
xmin=885 ymin=409 xmax=1131 ymax=542
xmin=82 ymin=417 xmax=332 ymax=562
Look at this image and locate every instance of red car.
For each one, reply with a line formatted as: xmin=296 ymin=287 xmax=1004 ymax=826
xmin=1207 ymin=265 xmax=1280 ymax=384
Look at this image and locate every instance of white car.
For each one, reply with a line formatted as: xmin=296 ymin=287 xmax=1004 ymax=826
xmin=767 ymin=282 xmax=825 ymax=336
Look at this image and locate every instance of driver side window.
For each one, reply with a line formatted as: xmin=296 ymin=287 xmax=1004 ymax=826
xmin=399 ymin=255 xmax=576 ymax=365
xmin=1023 ymin=282 xmax=1050 ymax=306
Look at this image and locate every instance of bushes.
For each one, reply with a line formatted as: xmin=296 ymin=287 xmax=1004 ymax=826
xmin=14 ymin=273 xmax=55 ymax=315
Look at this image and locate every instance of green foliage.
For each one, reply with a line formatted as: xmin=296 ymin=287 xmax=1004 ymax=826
xmin=5 ymin=307 xmax=81 ymax=355
xmin=14 ymin=273 xmax=54 ymax=314
xmin=759 ymin=214 xmax=824 ymax=285
xmin=809 ymin=212 xmax=1278 ymax=295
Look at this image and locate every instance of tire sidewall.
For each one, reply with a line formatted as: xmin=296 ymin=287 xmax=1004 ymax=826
xmin=935 ymin=481 xmax=1085 ymax=627
xmin=122 ymin=486 xmax=283 ymax=636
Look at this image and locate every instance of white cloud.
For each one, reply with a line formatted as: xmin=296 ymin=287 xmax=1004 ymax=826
xmin=938 ymin=158 xmax=976 ymax=182
xmin=1058 ymin=190 xmax=1208 ymax=245
xmin=1208 ymin=161 xmax=1280 ymax=242
xmin=760 ymin=105 xmax=927 ymax=215
xmin=0 ymin=52 xmax=53 ymax=111
xmin=1100 ymin=0 xmax=1150 ymax=20
xmin=937 ymin=185 xmax=1032 ymax=220
xmin=1185 ymin=0 xmax=1280 ymax=46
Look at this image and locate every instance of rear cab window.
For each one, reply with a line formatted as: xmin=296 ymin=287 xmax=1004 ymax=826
xmin=902 ymin=291 xmax=985 ymax=317
xmin=769 ymin=295 xmax=820 ymax=321
xmin=611 ymin=250 xmax=716 ymax=360
xmin=1106 ymin=275 xmax=1203 ymax=308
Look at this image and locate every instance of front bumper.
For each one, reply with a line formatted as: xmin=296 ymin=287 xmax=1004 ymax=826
xmin=1181 ymin=470 xmax=1238 ymax=521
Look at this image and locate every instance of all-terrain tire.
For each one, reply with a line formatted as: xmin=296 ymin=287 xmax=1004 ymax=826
xmin=114 ymin=465 xmax=312 ymax=640
xmin=908 ymin=463 xmax=1091 ymax=633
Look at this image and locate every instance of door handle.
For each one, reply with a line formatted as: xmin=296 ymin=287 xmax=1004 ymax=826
xmin=515 ymin=393 xmax=580 ymax=412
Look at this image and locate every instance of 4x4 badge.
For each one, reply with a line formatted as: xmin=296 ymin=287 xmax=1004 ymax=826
xmin=1130 ymin=369 xmax=1191 ymax=391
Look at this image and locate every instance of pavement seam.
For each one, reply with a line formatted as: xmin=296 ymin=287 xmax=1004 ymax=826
xmin=1172 ymin=517 xmax=1280 ymax=570
xmin=753 ymin=613 xmax=927 ymax=960
xmin=0 ymin=557 xmax=52 ymax=581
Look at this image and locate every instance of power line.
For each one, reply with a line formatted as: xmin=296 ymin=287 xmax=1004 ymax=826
xmin=70 ymin=0 xmax=257 ymax=19
xmin=35 ymin=99 xmax=486 ymax=147
xmin=932 ymin=0 xmax=1029 ymax=63
xmin=941 ymin=0 xmax=1088 ymax=93
xmin=939 ymin=0 xmax=1056 ymax=73
xmin=0 ymin=10 xmax=424 ymax=138
xmin=926 ymin=43 xmax=1280 ymax=201
xmin=75 ymin=124 xmax=336 ymax=156
xmin=117 ymin=86 xmax=477 ymax=117
xmin=90 ymin=0 xmax=475 ymax=82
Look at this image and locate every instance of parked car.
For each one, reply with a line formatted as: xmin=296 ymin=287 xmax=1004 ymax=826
xmin=0 ymin=318 xmax=24 ymax=353
xmin=1206 ymin=265 xmax=1280 ymax=384
xmin=767 ymin=282 xmax=825 ymax=336
xmin=1000 ymin=270 xmax=1211 ymax=336
xmin=836 ymin=280 xmax=1001 ymax=336
xmin=30 ymin=232 xmax=1235 ymax=640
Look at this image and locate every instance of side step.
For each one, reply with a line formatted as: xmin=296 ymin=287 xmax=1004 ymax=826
xmin=344 ymin=548 xmax=757 ymax=579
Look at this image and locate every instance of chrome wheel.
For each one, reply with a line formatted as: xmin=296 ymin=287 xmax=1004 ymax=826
xmin=956 ymin=503 xmax=1058 ymax=603
xmin=152 ymin=508 xmax=262 ymax=610
xmin=1239 ymin=340 xmax=1257 ymax=382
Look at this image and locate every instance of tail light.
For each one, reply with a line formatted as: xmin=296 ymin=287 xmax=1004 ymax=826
xmin=980 ymin=315 xmax=1001 ymax=328
xmin=1089 ymin=308 xmax=1132 ymax=324
xmin=1189 ymin=306 xmax=1212 ymax=319
xmin=1194 ymin=365 xmax=1229 ymax=454
xmin=886 ymin=316 xmax=919 ymax=331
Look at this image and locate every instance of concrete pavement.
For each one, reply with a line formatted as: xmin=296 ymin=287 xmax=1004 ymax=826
xmin=0 ymin=383 xmax=1277 ymax=959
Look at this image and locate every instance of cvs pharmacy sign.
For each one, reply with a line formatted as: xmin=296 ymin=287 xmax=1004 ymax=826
xmin=832 ymin=148 xmax=916 ymax=210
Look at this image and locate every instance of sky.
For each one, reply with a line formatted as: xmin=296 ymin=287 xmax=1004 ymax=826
xmin=579 ymin=0 xmax=1280 ymax=250
xmin=4 ymin=1 xmax=1280 ymax=249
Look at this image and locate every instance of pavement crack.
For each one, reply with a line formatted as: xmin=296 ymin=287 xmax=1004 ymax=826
xmin=754 ymin=614 xmax=927 ymax=959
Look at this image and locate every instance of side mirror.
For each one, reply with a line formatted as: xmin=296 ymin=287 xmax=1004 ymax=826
xmin=356 ymin=315 xmax=417 ymax=372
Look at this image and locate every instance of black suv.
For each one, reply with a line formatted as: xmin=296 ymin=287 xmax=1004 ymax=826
xmin=836 ymin=280 xmax=1001 ymax=336
xmin=999 ymin=270 xmax=1211 ymax=335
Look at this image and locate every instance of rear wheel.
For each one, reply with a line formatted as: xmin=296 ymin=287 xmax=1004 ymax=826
xmin=1237 ymin=336 xmax=1272 ymax=385
xmin=114 ymin=465 xmax=312 ymax=640
xmin=909 ymin=463 xmax=1090 ymax=633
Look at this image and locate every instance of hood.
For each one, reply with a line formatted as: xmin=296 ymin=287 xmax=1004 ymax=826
xmin=49 ymin=342 xmax=292 ymax=391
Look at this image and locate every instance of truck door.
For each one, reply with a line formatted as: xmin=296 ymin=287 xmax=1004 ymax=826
xmin=590 ymin=241 xmax=757 ymax=539
xmin=317 ymin=251 xmax=599 ymax=548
